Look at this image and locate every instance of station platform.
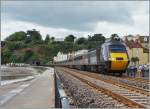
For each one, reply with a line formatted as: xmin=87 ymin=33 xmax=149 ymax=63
xmin=0 ymin=68 xmax=55 ymax=109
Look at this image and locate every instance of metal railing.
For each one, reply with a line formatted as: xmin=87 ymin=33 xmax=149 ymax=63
xmin=55 ymin=69 xmax=70 ymax=108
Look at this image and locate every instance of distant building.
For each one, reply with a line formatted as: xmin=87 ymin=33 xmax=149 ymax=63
xmin=123 ymin=35 xmax=149 ymax=65
xmin=123 ymin=35 xmax=134 ymax=41
xmin=138 ymin=35 xmax=149 ymax=49
xmin=53 ymin=50 xmax=88 ymax=63
xmin=123 ymin=34 xmax=149 ymax=49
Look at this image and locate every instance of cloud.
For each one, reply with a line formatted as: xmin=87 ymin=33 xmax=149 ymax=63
xmin=1 ymin=20 xmax=88 ymax=40
xmin=1 ymin=1 xmax=149 ymax=40
xmin=2 ymin=1 xmax=146 ymax=31
xmin=1 ymin=13 xmax=148 ymax=41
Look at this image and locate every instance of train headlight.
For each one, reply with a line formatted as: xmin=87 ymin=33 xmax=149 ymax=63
xmin=109 ymin=58 xmax=115 ymax=60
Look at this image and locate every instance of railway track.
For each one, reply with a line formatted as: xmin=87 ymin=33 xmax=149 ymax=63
xmin=56 ymin=68 xmax=126 ymax=108
xmin=121 ymin=76 xmax=149 ymax=84
xmin=65 ymin=67 xmax=149 ymax=95
xmin=56 ymin=67 xmax=149 ymax=108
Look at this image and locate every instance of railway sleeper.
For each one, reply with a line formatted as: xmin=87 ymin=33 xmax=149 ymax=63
xmin=70 ymin=67 xmax=149 ymax=96
xmin=59 ymin=67 xmax=147 ymax=108
xmin=75 ymin=77 xmax=144 ymax=107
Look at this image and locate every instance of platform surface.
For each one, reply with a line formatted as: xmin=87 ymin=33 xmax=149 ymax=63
xmin=0 ymin=68 xmax=55 ymax=109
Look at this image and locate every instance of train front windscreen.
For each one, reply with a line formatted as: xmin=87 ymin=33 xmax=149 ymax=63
xmin=109 ymin=45 xmax=126 ymax=53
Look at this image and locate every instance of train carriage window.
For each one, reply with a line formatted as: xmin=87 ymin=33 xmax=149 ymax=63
xmin=109 ymin=45 xmax=126 ymax=52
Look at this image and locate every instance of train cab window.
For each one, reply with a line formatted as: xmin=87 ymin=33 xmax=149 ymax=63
xmin=102 ymin=45 xmax=108 ymax=60
xmin=109 ymin=45 xmax=126 ymax=52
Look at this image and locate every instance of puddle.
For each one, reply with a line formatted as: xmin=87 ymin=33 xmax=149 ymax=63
xmin=1 ymin=67 xmax=36 ymax=85
xmin=1 ymin=76 xmax=34 ymax=86
xmin=1 ymin=75 xmax=31 ymax=81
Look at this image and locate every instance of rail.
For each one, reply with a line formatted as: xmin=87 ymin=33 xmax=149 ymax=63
xmin=67 ymin=67 xmax=149 ymax=96
xmin=58 ymin=67 xmax=148 ymax=108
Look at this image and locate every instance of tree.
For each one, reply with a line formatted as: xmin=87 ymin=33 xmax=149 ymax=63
xmin=131 ymin=57 xmax=139 ymax=65
xmin=50 ymin=37 xmax=55 ymax=41
xmin=1 ymin=41 xmax=6 ymax=47
xmin=64 ymin=35 xmax=76 ymax=43
xmin=88 ymin=34 xmax=105 ymax=44
xmin=47 ymin=37 xmax=55 ymax=47
xmin=2 ymin=29 xmax=110 ymax=65
xmin=75 ymin=37 xmax=86 ymax=45
xmin=1 ymin=51 xmax=12 ymax=64
xmin=88 ymin=34 xmax=105 ymax=42
xmin=5 ymin=31 xmax=26 ymax=41
xmin=5 ymin=41 xmax=26 ymax=50
xmin=5 ymin=42 xmax=18 ymax=51
xmin=110 ymin=34 xmax=120 ymax=41
xmin=50 ymin=37 xmax=55 ymax=43
xmin=87 ymin=34 xmax=106 ymax=49
xmin=45 ymin=34 xmax=50 ymax=44
xmin=26 ymin=29 xmax=42 ymax=43
xmin=23 ymin=49 xmax=34 ymax=62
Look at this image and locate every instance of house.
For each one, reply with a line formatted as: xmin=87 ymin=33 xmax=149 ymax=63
xmin=123 ymin=35 xmax=149 ymax=65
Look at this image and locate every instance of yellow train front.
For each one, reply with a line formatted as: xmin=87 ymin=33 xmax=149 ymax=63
xmin=101 ymin=40 xmax=130 ymax=76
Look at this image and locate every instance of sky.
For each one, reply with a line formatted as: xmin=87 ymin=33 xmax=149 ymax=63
xmin=1 ymin=1 xmax=149 ymax=40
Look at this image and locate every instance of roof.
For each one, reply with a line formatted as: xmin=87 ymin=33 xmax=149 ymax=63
xmin=125 ymin=39 xmax=143 ymax=49
xmin=125 ymin=39 xmax=149 ymax=53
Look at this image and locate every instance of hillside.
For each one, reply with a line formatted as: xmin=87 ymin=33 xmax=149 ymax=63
xmin=1 ymin=29 xmax=109 ymax=65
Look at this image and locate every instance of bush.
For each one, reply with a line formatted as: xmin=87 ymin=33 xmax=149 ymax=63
xmin=5 ymin=31 xmax=26 ymax=41
xmin=5 ymin=41 xmax=26 ymax=50
xmin=131 ymin=57 xmax=139 ymax=65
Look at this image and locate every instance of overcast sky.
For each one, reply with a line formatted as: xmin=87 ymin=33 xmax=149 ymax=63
xmin=1 ymin=1 xmax=149 ymax=40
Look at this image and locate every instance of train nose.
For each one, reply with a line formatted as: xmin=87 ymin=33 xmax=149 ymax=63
xmin=109 ymin=53 xmax=129 ymax=70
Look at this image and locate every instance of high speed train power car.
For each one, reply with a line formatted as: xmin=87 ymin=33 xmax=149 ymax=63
xmin=55 ymin=36 xmax=130 ymax=76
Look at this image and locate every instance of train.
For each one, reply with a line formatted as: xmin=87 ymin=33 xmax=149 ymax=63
xmin=54 ymin=36 xmax=130 ymax=76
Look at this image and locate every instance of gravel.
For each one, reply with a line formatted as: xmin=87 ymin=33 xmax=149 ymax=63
xmin=56 ymin=69 xmax=121 ymax=108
